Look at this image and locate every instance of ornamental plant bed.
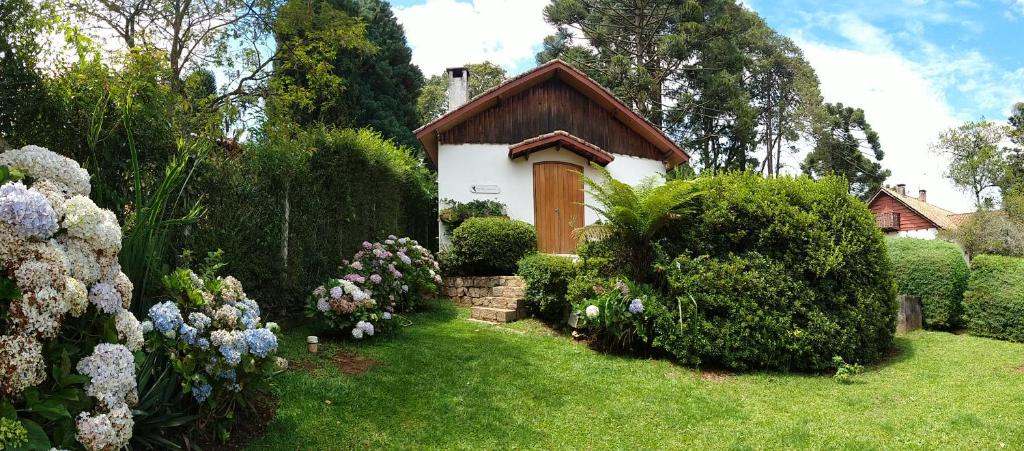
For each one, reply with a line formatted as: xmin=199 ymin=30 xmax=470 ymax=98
xmin=194 ymin=392 xmax=278 ymax=451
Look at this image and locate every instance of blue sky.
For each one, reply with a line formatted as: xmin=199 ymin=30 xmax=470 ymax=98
xmin=392 ymin=0 xmax=1024 ymax=212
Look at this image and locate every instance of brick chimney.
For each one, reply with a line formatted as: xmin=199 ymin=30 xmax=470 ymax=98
xmin=895 ymin=183 xmax=906 ymax=196
xmin=918 ymin=189 xmax=927 ymax=202
xmin=446 ymin=67 xmax=470 ymax=112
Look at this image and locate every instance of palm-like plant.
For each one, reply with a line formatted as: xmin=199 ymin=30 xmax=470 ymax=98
xmin=577 ymin=164 xmax=701 ymax=280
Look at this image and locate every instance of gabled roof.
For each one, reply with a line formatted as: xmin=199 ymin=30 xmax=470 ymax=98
xmin=508 ymin=130 xmax=615 ymax=166
xmin=415 ymin=59 xmax=689 ymax=168
xmin=868 ymin=187 xmax=958 ymax=229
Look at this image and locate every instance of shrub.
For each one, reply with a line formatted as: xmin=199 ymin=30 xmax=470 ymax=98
xmin=443 ymin=217 xmax=536 ymax=276
xmin=658 ymin=173 xmax=896 ymax=371
xmin=189 ymin=127 xmax=437 ymax=314
xmin=578 ymin=164 xmax=700 ymax=281
xmin=307 ymin=278 xmax=393 ymax=339
xmin=0 ymin=145 xmax=146 ymax=450
xmin=570 ymin=278 xmax=664 ymax=351
xmin=517 ymin=254 xmax=576 ymax=319
xmin=143 ymin=265 xmax=284 ymax=441
xmin=307 ymin=235 xmax=441 ymax=336
xmin=887 ymin=237 xmax=968 ymax=329
xmin=439 ymin=198 xmax=506 ymax=229
xmin=963 ymin=254 xmax=1024 ymax=341
xmin=346 ymin=236 xmax=441 ymax=312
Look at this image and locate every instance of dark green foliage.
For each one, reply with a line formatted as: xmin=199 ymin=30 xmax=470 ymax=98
xmin=272 ymin=0 xmax=424 ymax=150
xmin=657 ymin=173 xmax=896 ymax=371
xmin=130 ymin=353 xmax=197 ymax=449
xmin=189 ymin=127 xmax=436 ymax=314
xmin=443 ymin=218 xmax=537 ymax=276
xmin=802 ymin=103 xmax=890 ymax=199
xmin=887 ymin=237 xmax=968 ymax=329
xmin=963 ymin=254 xmax=1024 ymax=342
xmin=660 ymin=254 xmax=829 ymax=370
xmin=438 ymin=198 xmax=507 ymax=230
xmin=517 ymin=254 xmax=576 ymax=320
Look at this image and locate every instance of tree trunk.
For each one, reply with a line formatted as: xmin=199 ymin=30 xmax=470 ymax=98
xmin=281 ymin=179 xmax=290 ymax=281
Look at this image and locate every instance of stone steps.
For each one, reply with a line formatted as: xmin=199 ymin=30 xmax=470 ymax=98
xmin=470 ymin=306 xmax=524 ymax=323
xmin=444 ymin=275 xmax=528 ymax=324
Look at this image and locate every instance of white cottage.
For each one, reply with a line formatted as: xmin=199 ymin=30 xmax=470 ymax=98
xmin=415 ymin=60 xmax=689 ymax=254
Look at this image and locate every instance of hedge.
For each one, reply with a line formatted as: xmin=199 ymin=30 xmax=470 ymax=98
xmin=517 ymin=253 xmax=576 ymax=320
xmin=963 ymin=254 xmax=1024 ymax=342
xmin=887 ymin=237 xmax=968 ymax=329
xmin=442 ymin=217 xmax=536 ymax=276
xmin=187 ymin=127 xmax=436 ymax=314
xmin=656 ymin=173 xmax=896 ymax=371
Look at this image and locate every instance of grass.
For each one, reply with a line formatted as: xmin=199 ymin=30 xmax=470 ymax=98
xmin=249 ymin=301 xmax=1024 ymax=450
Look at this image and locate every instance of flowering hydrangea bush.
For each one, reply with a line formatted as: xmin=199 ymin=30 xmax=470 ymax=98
xmin=307 ymin=235 xmax=440 ymax=338
xmin=143 ymin=267 xmax=285 ymax=440
xmin=0 ymin=145 xmax=144 ymax=450
xmin=571 ymin=278 xmax=663 ymax=351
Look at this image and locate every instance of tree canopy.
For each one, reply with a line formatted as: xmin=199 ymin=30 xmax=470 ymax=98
xmin=536 ymin=0 xmax=843 ymax=179
xmin=417 ymin=61 xmax=509 ymax=124
xmin=801 ymin=103 xmax=889 ymax=200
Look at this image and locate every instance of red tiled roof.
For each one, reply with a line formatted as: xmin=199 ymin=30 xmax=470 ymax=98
xmin=508 ymin=130 xmax=615 ymax=166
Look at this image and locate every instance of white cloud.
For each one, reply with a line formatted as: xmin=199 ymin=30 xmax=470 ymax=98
xmin=394 ymin=0 xmax=554 ymax=77
xmin=787 ymin=27 xmax=976 ymax=212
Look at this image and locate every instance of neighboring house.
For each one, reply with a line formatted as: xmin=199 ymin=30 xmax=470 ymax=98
xmin=415 ymin=60 xmax=689 ymax=253
xmin=867 ymin=184 xmax=964 ymax=239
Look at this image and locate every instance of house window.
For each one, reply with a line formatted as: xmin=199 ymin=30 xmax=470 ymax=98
xmin=877 ymin=211 xmax=900 ymax=231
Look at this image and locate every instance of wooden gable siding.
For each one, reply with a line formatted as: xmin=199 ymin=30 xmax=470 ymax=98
xmin=438 ymin=78 xmax=664 ymax=160
xmin=869 ymin=194 xmax=936 ymax=231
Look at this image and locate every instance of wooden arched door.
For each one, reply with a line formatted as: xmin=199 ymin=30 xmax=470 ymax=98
xmin=533 ymin=162 xmax=584 ymax=254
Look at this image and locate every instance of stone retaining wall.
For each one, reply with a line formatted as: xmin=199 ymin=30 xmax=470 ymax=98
xmin=443 ymin=276 xmax=526 ymax=323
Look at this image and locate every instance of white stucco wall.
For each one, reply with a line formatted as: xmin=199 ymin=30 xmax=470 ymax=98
xmin=886 ymin=228 xmax=938 ymax=240
xmin=437 ymin=143 xmax=667 ymax=244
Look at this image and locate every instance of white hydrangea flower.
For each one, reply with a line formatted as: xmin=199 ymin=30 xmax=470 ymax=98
xmin=76 ymin=343 xmax=138 ymax=410
xmin=114 ymin=309 xmax=144 ymax=352
xmin=0 ymin=335 xmax=47 ymax=397
xmin=112 ymin=272 xmax=133 ymax=309
xmin=65 ymin=276 xmax=89 ymax=317
xmin=351 ymin=327 xmax=364 ymax=339
xmin=62 ymin=196 xmax=105 ymax=241
xmin=59 ymin=237 xmax=102 ymax=284
xmin=0 ymin=145 xmax=91 ymax=196
xmin=7 ymin=286 xmax=68 ymax=338
xmin=88 ymin=282 xmax=122 ymax=314
xmin=75 ymin=405 xmax=133 ymax=451
xmin=585 ymin=305 xmax=600 ymax=319
xmin=220 ymin=275 xmax=245 ymax=302
xmin=214 ymin=304 xmax=240 ymax=328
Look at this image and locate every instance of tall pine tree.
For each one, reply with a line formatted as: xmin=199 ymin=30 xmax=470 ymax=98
xmin=272 ymin=0 xmax=424 ymax=151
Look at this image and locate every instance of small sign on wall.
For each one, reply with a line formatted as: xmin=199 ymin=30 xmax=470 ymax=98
xmin=471 ymin=184 xmax=500 ymax=194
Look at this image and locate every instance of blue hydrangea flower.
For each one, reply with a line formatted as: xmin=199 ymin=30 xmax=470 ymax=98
xmin=220 ymin=345 xmax=243 ymax=367
xmin=0 ymin=181 xmax=58 ymax=239
xmin=148 ymin=301 xmax=183 ymax=334
xmin=220 ymin=369 xmax=237 ymax=382
xmin=383 ymin=312 xmax=392 ymax=320
xmin=243 ymin=328 xmax=278 ymax=358
xmin=192 ymin=383 xmax=212 ymax=403
xmin=179 ymin=323 xmax=199 ymax=345
xmin=188 ymin=312 xmax=212 ymax=331
xmin=628 ymin=298 xmax=644 ymax=314
xmin=196 ymin=338 xmax=210 ymax=350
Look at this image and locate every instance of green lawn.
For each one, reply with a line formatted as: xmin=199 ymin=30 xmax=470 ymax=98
xmin=249 ymin=301 xmax=1024 ymax=450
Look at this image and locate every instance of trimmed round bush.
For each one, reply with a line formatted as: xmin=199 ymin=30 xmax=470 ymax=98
xmin=656 ymin=173 xmax=896 ymax=371
xmin=887 ymin=237 xmax=968 ymax=329
xmin=963 ymin=254 xmax=1024 ymax=342
xmin=443 ymin=217 xmax=537 ymax=276
xmin=517 ymin=253 xmax=577 ymax=319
